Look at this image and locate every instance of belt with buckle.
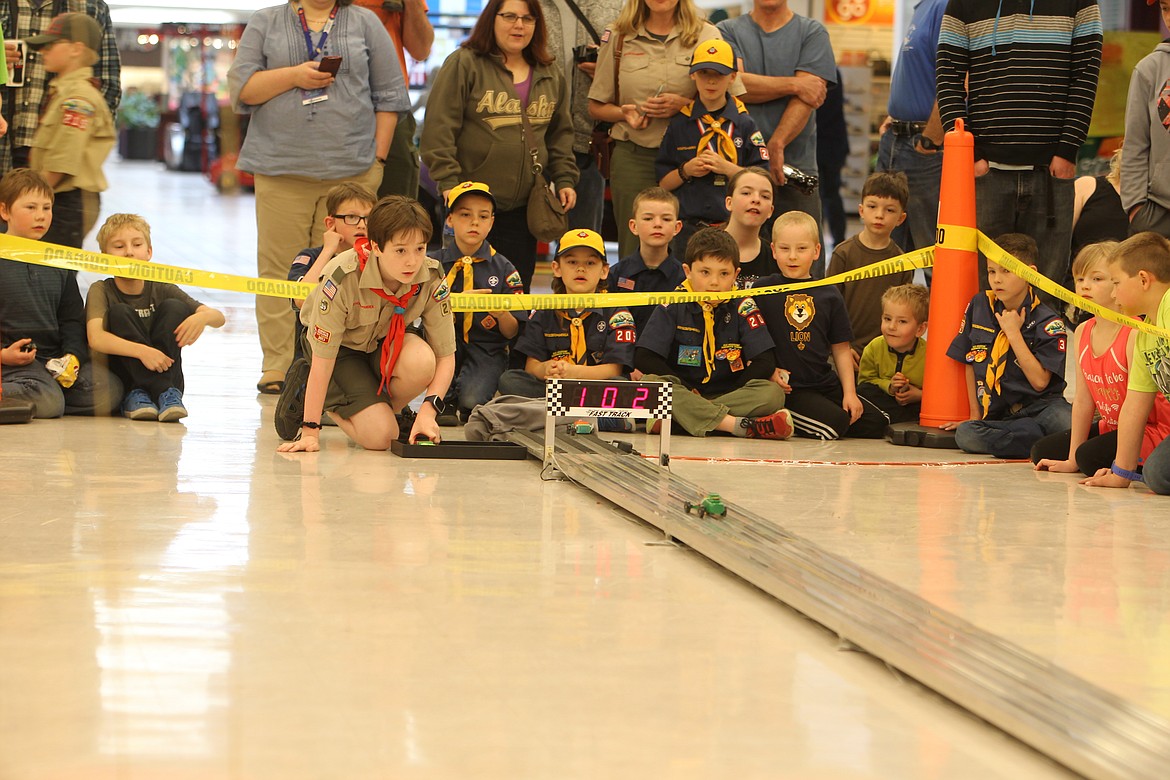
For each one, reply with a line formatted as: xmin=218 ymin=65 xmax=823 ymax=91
xmin=890 ymin=120 xmax=927 ymax=137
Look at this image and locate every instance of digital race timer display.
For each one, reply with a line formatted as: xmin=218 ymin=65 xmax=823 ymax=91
xmin=545 ymin=378 xmax=672 ymax=419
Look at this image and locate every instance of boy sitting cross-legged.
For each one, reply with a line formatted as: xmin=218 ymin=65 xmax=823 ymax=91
xmin=943 ymin=233 xmax=1072 ymax=458
xmin=635 ymin=227 xmax=792 ymax=438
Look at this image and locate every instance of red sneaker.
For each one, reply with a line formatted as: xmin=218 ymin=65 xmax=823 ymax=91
xmin=743 ymin=409 xmax=794 ymax=440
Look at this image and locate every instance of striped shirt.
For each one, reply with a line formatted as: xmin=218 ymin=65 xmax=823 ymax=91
xmin=936 ymin=0 xmax=1101 ymax=165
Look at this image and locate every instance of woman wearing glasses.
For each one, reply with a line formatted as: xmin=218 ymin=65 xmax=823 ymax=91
xmin=421 ymin=0 xmax=577 ymax=292
xmin=228 ymin=0 xmax=409 ymax=394
xmin=587 ymin=0 xmax=737 ymax=257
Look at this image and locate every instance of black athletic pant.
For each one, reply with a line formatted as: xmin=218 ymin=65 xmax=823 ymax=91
xmin=107 ymin=299 xmax=191 ymax=399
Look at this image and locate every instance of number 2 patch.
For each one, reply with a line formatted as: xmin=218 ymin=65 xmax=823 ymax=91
xmin=614 ymin=327 xmax=635 ymax=343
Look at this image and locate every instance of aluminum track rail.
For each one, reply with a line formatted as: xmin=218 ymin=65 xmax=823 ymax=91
xmin=508 ymin=429 xmax=1170 ymax=780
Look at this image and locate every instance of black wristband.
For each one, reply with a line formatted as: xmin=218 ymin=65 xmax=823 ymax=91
xmin=302 ymin=421 xmax=322 ymax=430
xmin=677 ymin=163 xmax=691 ymax=183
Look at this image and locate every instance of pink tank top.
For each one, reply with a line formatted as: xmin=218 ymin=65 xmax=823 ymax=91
xmin=1079 ymin=318 xmax=1170 ymax=460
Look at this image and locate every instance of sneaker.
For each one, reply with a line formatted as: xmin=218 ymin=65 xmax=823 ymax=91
xmin=274 ymin=358 xmax=310 ymax=441
xmin=121 ymin=388 xmax=158 ymax=421
xmin=646 ymin=418 xmax=663 ymax=435
xmin=157 ymin=387 xmax=188 ymax=423
xmin=743 ymin=409 xmax=794 ymax=440
xmin=436 ymin=411 xmax=460 ymax=427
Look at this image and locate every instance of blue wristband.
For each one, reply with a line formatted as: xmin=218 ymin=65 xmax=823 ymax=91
xmin=1110 ymin=461 xmax=1144 ymax=482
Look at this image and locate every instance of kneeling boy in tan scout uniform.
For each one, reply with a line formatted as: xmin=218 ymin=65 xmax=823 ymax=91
xmin=278 ymin=196 xmax=456 ymax=453
xmin=26 ymin=13 xmax=115 ymax=249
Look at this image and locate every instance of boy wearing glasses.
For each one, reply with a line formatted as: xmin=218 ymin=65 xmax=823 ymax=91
xmin=429 ymin=182 xmax=524 ymax=423
xmin=287 ymin=183 xmax=378 ymax=358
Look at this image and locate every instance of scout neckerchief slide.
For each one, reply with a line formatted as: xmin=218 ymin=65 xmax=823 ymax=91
xmin=443 ymin=253 xmax=488 ymax=342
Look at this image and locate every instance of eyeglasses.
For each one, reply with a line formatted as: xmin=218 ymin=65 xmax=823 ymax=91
xmin=497 ymin=12 xmax=537 ymax=26
xmin=333 ymin=214 xmax=368 ymax=225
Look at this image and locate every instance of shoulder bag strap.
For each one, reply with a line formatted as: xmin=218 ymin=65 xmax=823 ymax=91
xmin=613 ymin=34 xmax=624 ymax=106
xmin=560 ymin=0 xmax=600 ymax=45
xmin=517 ymin=96 xmax=542 ymax=176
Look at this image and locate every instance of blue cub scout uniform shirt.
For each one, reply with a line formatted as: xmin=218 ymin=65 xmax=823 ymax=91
xmin=754 ymin=275 xmax=854 ymax=393
xmin=655 ymin=96 xmax=769 ymax=223
xmin=431 ymin=242 xmax=526 ymax=349
xmin=607 ymin=251 xmax=686 ymax=333
xmin=946 ymin=290 xmax=1068 ymax=418
xmin=639 ymin=296 xmax=775 ymax=397
xmin=515 ymin=306 xmax=637 ymax=369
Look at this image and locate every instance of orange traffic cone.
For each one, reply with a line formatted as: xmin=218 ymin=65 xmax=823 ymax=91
xmin=919 ymin=118 xmax=980 ymax=428
xmin=887 ymin=119 xmax=980 ymax=448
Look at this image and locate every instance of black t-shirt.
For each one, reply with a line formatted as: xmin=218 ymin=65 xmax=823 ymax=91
xmin=754 ymin=274 xmax=853 ymax=392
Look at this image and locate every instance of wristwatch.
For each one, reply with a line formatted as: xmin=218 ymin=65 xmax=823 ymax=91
xmin=422 ymin=394 xmax=446 ymax=415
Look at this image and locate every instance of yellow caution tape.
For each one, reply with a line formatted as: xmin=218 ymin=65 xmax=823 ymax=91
xmin=934 ymin=223 xmax=978 ymax=252
xmin=0 ymin=231 xmax=935 ymax=311
xmin=0 ymin=233 xmax=316 ymax=299
xmin=448 ymin=246 xmax=936 ymax=312
xmin=976 ymin=231 xmax=1170 ymax=341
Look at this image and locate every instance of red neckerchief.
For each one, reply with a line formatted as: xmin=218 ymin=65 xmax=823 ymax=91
xmin=356 ymin=238 xmax=420 ymax=396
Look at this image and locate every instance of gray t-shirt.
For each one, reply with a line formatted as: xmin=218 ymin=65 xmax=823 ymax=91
xmin=718 ymin=13 xmax=836 ymax=175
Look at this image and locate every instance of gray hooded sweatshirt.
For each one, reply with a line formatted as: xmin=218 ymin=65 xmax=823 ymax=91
xmin=1122 ymin=41 xmax=1170 ymax=212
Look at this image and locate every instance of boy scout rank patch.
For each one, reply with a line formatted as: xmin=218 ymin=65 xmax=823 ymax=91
xmin=313 ymin=325 xmax=331 ymax=344
xmin=61 ymin=99 xmax=95 ymax=130
xmin=609 ymin=310 xmax=635 ymax=329
xmin=677 ymin=345 xmax=702 ymax=366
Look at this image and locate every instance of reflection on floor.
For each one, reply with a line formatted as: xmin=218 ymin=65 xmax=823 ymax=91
xmin=1 ymin=161 xmax=1161 ymax=778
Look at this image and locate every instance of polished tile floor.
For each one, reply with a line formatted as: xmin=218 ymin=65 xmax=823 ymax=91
xmin=2 ymin=161 xmax=1165 ymax=778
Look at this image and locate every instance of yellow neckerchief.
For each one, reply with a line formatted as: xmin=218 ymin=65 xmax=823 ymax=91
xmin=443 ymin=251 xmax=489 ymax=342
xmin=982 ymin=288 xmax=1041 ymax=418
xmin=680 ymin=99 xmax=742 ymax=164
xmin=557 ymin=310 xmax=593 ymax=364
xmin=683 ymin=280 xmax=717 ymax=383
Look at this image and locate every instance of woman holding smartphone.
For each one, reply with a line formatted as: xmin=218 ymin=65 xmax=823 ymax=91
xmin=228 ymin=0 xmax=409 ymax=395
xmin=587 ymin=0 xmax=735 ymax=257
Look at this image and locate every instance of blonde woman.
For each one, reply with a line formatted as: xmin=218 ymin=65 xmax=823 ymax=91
xmin=588 ymin=0 xmax=734 ymax=256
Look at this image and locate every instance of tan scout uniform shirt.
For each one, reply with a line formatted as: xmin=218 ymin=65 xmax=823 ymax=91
xmin=301 ymin=249 xmax=456 ymax=360
xmin=589 ymin=21 xmax=742 ymax=149
xmin=30 ymin=67 xmax=114 ymax=194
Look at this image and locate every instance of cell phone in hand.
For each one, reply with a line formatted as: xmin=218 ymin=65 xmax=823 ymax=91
xmin=318 ymin=56 xmax=342 ymax=75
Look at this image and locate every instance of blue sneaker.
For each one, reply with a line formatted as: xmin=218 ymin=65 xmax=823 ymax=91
xmin=122 ymin=388 xmax=158 ymax=421
xmin=157 ymin=387 xmax=188 ymax=423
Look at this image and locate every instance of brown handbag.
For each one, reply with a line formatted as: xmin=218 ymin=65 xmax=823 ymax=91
xmin=519 ymin=101 xmax=568 ymax=243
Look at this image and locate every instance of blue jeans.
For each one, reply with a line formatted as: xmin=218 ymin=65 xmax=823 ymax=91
xmin=954 ymin=396 xmax=1073 ymax=459
xmin=453 ymin=341 xmax=509 ymax=416
xmin=974 ymin=167 xmax=1075 ymax=305
xmin=876 ymin=130 xmax=943 ymax=279
xmin=1 ymin=359 xmax=122 ymax=418
xmin=1141 ymin=437 xmax=1170 ymax=495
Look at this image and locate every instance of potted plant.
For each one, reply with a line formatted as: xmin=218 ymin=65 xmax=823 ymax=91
xmin=116 ymin=91 xmax=161 ymax=161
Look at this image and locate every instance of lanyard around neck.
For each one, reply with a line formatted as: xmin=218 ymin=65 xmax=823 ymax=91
xmin=297 ymin=2 xmax=338 ymax=59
